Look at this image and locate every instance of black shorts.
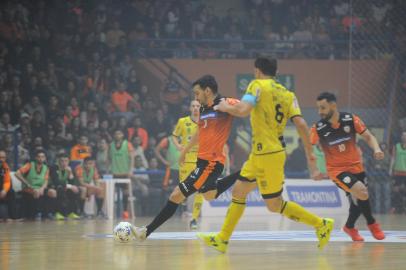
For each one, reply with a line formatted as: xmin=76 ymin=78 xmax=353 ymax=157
xmin=178 ymin=158 xmax=224 ymax=197
xmin=336 ymin=172 xmax=366 ymax=193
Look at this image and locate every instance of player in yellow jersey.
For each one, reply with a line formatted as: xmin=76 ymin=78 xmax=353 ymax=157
xmin=198 ymin=57 xmax=334 ymax=252
xmin=172 ymin=100 xmax=202 ymax=230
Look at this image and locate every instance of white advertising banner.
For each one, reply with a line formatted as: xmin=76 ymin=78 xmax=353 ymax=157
xmin=202 ymin=179 xmax=349 ymax=216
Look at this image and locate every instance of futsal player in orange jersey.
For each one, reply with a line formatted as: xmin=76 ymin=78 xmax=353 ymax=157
xmin=132 ymin=75 xmax=240 ymax=240
xmin=310 ymin=92 xmax=385 ymax=241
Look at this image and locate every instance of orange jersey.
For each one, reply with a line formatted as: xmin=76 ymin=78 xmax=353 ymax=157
xmin=0 ymin=163 xmax=11 ymax=193
xmin=70 ymin=144 xmax=92 ymax=161
xmin=197 ymin=96 xmax=238 ymax=164
xmin=310 ymin=113 xmax=367 ymax=178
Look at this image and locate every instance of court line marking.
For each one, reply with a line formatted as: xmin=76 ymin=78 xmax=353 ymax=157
xmin=85 ymin=230 xmax=406 ymax=243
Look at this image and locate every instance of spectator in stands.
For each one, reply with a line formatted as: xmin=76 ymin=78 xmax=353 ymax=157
xmin=70 ymin=135 xmax=92 ymax=163
xmin=147 ymin=109 xmax=172 ymax=141
xmin=106 ymin=21 xmax=126 ymax=49
xmin=0 ymin=112 xmax=18 ymax=132
xmin=97 ymin=119 xmax=113 ymax=143
xmin=23 ymin=96 xmax=45 ymax=120
xmin=30 ymin=111 xmax=47 ymax=141
xmin=390 ymin=131 xmax=406 ymax=213
xmin=111 ymin=81 xmax=135 ymax=119
xmin=15 ymin=150 xmax=54 ymax=220
xmin=109 ymin=130 xmax=135 ymax=219
xmin=128 ymin=116 xmax=149 ymax=150
xmin=46 ymin=96 xmax=62 ymax=126
xmin=95 ymin=138 xmax=109 ymax=175
xmin=75 ymin=156 xmax=105 ymax=218
xmin=48 ymin=153 xmax=81 ymax=220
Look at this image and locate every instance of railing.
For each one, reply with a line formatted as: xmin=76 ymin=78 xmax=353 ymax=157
xmin=132 ymin=38 xmax=396 ymax=59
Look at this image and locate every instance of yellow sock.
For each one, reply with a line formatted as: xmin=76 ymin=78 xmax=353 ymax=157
xmin=280 ymin=201 xmax=323 ymax=227
xmin=192 ymin=193 xmax=204 ymax=220
xmin=218 ymin=197 xmax=246 ymax=241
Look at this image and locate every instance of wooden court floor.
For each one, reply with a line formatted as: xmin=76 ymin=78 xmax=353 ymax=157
xmin=1 ymin=214 xmax=406 ymax=270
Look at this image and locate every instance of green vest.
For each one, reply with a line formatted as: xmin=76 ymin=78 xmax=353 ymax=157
xmin=82 ymin=167 xmax=95 ymax=184
xmin=26 ymin=162 xmax=48 ymax=189
xmin=394 ymin=143 xmax=406 ymax=173
xmin=314 ymin=146 xmax=327 ymax=174
xmin=57 ymin=168 xmax=70 ymax=185
xmin=110 ymin=140 xmax=131 ymax=175
xmin=166 ymin=138 xmax=180 ymax=170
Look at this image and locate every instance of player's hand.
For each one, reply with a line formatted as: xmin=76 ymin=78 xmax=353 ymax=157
xmin=311 ymin=170 xmax=324 ymax=181
xmin=374 ymin=150 xmax=384 ymax=160
xmin=0 ymin=190 xmax=6 ymax=199
xmin=213 ymin=98 xmax=228 ymax=112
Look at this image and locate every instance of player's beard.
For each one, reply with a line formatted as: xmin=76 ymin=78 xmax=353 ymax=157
xmin=320 ymin=109 xmax=334 ymax=121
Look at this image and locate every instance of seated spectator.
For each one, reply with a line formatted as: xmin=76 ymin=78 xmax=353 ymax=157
xmin=70 ymin=135 xmax=92 ymax=163
xmin=75 ymin=156 xmax=105 ymax=218
xmin=128 ymin=116 xmax=149 ymax=150
xmin=0 ymin=112 xmax=18 ymax=132
xmin=95 ymin=138 xmax=109 ymax=175
xmin=15 ymin=150 xmax=55 ymax=220
xmin=23 ymin=96 xmax=46 ymax=121
xmin=30 ymin=111 xmax=47 ymax=142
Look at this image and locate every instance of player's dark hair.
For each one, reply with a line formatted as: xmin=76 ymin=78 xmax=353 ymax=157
xmin=57 ymin=153 xmax=69 ymax=160
xmin=254 ymin=57 xmax=277 ymax=76
xmin=34 ymin=149 xmax=46 ymax=157
xmin=317 ymin=92 xmax=337 ymax=103
xmin=192 ymin=75 xmax=218 ymax=94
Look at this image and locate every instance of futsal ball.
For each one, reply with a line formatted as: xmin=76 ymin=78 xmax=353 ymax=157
xmin=113 ymin=222 xmax=134 ymax=243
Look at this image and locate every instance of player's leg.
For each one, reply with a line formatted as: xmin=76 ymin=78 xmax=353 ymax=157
xmin=95 ymin=182 xmax=105 ymax=217
xmin=343 ymin=194 xmax=364 ymax=241
xmin=46 ymin=188 xmax=58 ymax=219
xmin=336 ymin=172 xmax=384 ymax=240
xmin=260 ymin=152 xmax=333 ymax=249
xmin=181 ymin=162 xmax=203 ymax=229
xmin=78 ymin=186 xmax=87 ymax=216
xmin=133 ymin=161 xmax=213 ymax=241
xmin=54 ymin=185 xmax=68 ymax=220
xmin=198 ymin=155 xmax=257 ymax=253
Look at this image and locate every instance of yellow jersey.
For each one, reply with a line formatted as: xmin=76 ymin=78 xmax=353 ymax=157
xmin=172 ymin=116 xmax=198 ymax=163
xmin=243 ymin=78 xmax=301 ymax=155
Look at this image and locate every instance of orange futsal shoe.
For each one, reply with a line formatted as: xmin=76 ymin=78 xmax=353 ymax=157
xmin=122 ymin=211 xmax=129 ymax=219
xmin=343 ymin=226 xmax=364 ymax=241
xmin=368 ymin=223 xmax=385 ymax=240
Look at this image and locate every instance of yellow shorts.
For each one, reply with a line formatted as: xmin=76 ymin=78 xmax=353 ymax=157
xmin=179 ymin=162 xmax=196 ymax=182
xmin=240 ymin=150 xmax=286 ymax=198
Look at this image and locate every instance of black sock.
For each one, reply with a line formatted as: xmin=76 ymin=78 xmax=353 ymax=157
xmin=80 ymin=199 xmax=85 ymax=214
xmin=215 ymin=170 xmax=241 ymax=198
xmin=345 ymin=197 xmax=361 ymax=228
xmin=358 ymin=198 xmax=375 ymax=225
xmin=146 ymin=200 xmax=179 ymax=237
xmin=96 ymin=198 xmax=104 ymax=213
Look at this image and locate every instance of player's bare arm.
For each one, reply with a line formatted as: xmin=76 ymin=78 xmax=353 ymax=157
xmin=179 ymin=130 xmax=199 ymax=165
xmin=292 ymin=116 xmax=322 ymax=180
xmin=360 ymin=129 xmax=384 ymax=160
xmin=171 ymin=135 xmax=183 ymax=152
xmin=214 ymin=99 xmax=252 ymax=117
